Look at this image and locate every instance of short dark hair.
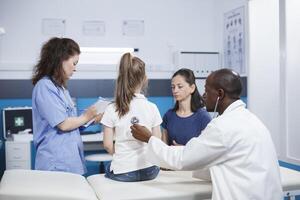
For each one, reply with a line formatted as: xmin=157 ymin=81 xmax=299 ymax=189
xmin=172 ymin=68 xmax=205 ymax=112
xmin=32 ymin=37 xmax=80 ymax=87
xmin=210 ymin=68 xmax=242 ymax=99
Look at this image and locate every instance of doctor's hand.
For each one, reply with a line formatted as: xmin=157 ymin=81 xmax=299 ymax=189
xmin=130 ymin=124 xmax=152 ymax=143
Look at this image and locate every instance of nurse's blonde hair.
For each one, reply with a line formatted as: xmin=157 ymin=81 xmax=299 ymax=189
xmin=115 ymin=53 xmax=146 ymax=117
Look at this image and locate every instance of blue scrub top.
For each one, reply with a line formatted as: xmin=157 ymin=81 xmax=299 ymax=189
xmin=161 ymin=108 xmax=211 ymax=145
xmin=32 ymin=77 xmax=86 ymax=175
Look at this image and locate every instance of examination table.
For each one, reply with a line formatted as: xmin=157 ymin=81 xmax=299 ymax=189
xmin=0 ymin=167 xmax=299 ymax=200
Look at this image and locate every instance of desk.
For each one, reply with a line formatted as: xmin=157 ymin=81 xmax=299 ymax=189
xmin=81 ymin=132 xmax=104 ymax=151
xmin=81 ymin=132 xmax=103 ymax=143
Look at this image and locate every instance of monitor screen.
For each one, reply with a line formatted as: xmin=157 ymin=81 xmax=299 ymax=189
xmin=3 ymin=107 xmax=33 ymax=138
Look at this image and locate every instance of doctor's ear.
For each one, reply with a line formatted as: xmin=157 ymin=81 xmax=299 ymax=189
xmin=217 ymin=89 xmax=225 ymax=100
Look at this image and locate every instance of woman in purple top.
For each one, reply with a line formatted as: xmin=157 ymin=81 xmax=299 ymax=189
xmin=162 ymin=68 xmax=211 ymax=145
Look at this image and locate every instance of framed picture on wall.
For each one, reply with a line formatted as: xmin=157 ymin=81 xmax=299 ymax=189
xmin=42 ymin=18 xmax=65 ymax=36
xmin=224 ymin=6 xmax=245 ymax=75
xmin=122 ymin=20 xmax=144 ymax=36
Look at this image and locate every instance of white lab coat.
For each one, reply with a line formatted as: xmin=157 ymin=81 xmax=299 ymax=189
xmin=147 ymin=100 xmax=283 ymax=200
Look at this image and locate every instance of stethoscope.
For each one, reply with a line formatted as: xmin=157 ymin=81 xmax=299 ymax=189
xmin=131 ymin=116 xmax=139 ymax=124
xmin=212 ymin=96 xmax=220 ymax=118
xmin=62 ymin=86 xmax=75 ymax=111
xmin=49 ymin=77 xmax=75 ymax=110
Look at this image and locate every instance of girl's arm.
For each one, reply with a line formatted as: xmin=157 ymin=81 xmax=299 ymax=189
xmin=103 ymin=125 xmax=115 ymax=155
xmin=161 ymin=128 xmax=169 ymax=144
xmin=151 ymin=125 xmax=162 ymax=139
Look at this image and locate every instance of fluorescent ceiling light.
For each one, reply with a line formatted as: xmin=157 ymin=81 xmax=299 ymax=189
xmin=78 ymin=47 xmax=135 ymax=65
xmin=80 ymin=47 xmax=134 ymax=53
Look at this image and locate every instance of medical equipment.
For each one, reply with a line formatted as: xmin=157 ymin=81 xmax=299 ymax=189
xmin=130 ymin=116 xmax=139 ymax=124
xmin=212 ymin=96 xmax=220 ymax=118
xmin=2 ymin=107 xmax=33 ymax=139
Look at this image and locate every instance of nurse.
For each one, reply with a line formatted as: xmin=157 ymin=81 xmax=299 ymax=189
xmin=162 ymin=68 xmax=211 ymax=145
xmin=131 ymin=69 xmax=282 ymax=200
xmin=32 ymin=37 xmax=98 ymax=175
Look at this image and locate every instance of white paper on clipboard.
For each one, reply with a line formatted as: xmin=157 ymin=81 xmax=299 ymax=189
xmin=83 ymin=98 xmax=111 ymax=128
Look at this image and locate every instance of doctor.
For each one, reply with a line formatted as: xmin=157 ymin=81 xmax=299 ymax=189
xmin=131 ymin=68 xmax=282 ymax=200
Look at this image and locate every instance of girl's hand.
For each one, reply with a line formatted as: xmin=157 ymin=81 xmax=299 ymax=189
xmin=172 ymin=140 xmax=183 ymax=146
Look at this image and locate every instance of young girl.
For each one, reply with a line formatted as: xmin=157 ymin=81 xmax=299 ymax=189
xmin=101 ymin=53 xmax=161 ymax=182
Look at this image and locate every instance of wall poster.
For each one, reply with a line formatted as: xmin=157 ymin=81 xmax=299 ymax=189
xmin=224 ymin=6 xmax=245 ymax=75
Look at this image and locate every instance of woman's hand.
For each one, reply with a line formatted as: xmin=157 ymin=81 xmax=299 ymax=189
xmin=83 ymin=105 xmax=98 ymax=122
xmin=94 ymin=113 xmax=103 ymax=124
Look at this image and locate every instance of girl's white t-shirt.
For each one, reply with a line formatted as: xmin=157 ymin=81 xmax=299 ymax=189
xmin=101 ymin=93 xmax=162 ymax=174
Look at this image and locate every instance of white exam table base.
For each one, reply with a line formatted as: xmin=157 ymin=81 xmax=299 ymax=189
xmin=0 ymin=167 xmax=299 ymax=200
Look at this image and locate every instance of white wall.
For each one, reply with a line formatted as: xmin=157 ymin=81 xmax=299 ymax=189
xmin=0 ymin=0 xmax=218 ymax=79
xmin=248 ymin=0 xmax=300 ymax=165
xmin=194 ymin=0 xmax=247 ymax=98
xmin=248 ymin=0 xmax=281 ymax=155
xmin=283 ymin=0 xmax=300 ymax=165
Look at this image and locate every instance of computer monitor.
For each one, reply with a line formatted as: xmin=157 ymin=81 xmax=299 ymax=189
xmin=2 ymin=107 xmax=33 ymax=139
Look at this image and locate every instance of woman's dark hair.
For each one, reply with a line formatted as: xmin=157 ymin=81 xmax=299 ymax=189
xmin=172 ymin=68 xmax=205 ymax=112
xmin=32 ymin=37 xmax=80 ymax=87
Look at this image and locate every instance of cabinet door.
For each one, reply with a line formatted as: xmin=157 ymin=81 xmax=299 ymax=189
xmin=176 ymin=52 xmax=220 ymax=78
xmin=5 ymin=141 xmax=31 ymax=169
xmin=6 ymin=142 xmax=30 ymax=161
xmin=6 ymin=160 xmax=31 ymax=169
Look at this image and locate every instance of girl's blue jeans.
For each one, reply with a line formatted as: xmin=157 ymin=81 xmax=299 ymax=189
xmin=105 ymin=162 xmax=160 ymax=182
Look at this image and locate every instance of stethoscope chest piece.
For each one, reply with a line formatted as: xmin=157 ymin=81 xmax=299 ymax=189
xmin=131 ymin=116 xmax=139 ymax=124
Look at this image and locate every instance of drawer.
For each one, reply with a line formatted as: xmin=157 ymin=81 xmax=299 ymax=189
xmin=5 ymin=142 xmax=30 ymax=161
xmin=6 ymin=160 xmax=31 ymax=170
